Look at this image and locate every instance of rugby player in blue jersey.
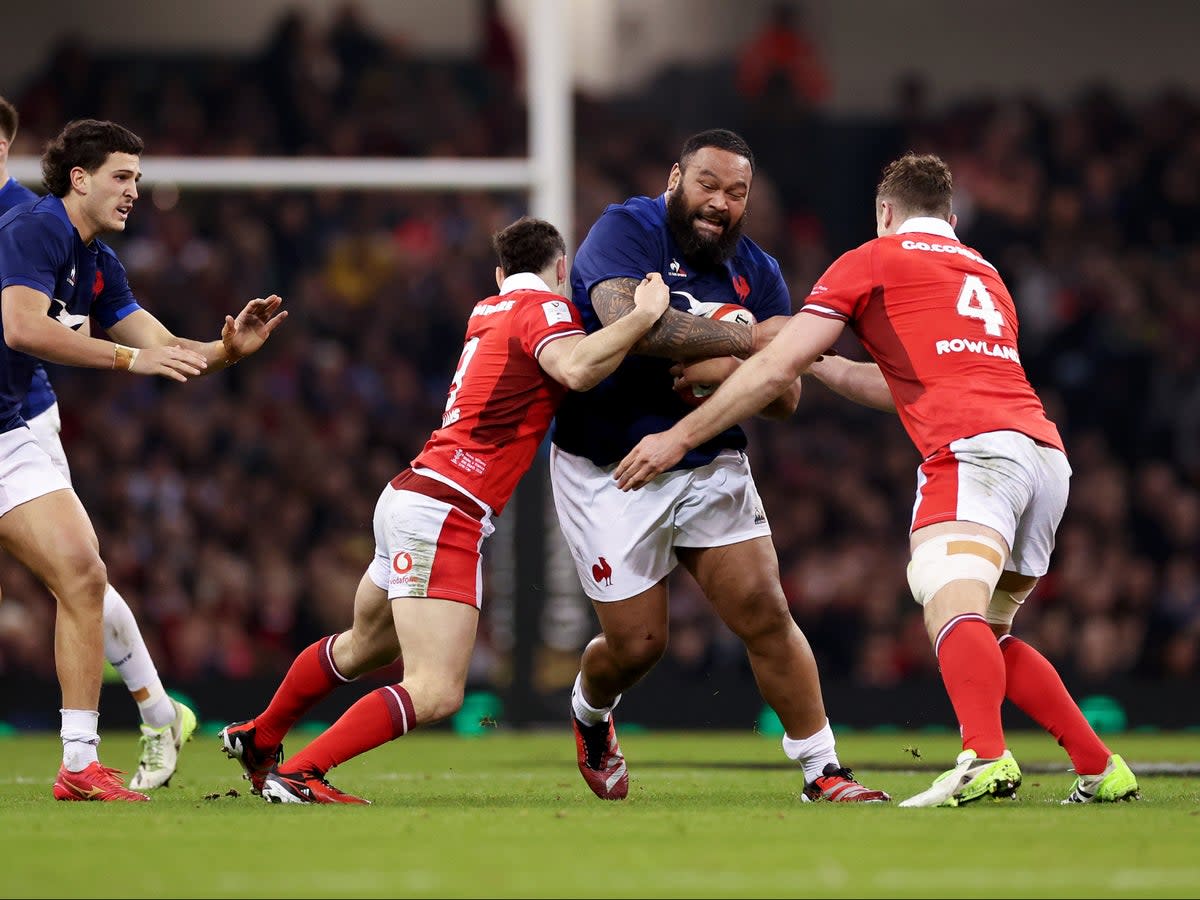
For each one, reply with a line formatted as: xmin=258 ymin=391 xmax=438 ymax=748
xmin=552 ymin=129 xmax=888 ymax=802
xmin=0 ymin=117 xmax=286 ymax=800
xmin=0 ymin=96 xmax=199 ymax=792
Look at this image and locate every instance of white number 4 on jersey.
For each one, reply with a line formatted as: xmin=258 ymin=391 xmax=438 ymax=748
xmin=956 ymin=275 xmax=1004 ymax=336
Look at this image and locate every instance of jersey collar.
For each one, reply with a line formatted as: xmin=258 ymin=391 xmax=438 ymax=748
xmin=499 ymin=272 xmax=554 ymax=295
xmin=896 ymin=216 xmax=958 ymax=240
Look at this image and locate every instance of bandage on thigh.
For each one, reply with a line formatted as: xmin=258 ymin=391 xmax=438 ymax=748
xmin=906 ymin=532 xmax=1006 ymax=607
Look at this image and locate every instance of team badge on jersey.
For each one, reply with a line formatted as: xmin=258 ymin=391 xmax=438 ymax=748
xmin=542 ymin=299 xmax=572 ymax=325
xmin=733 ymin=275 xmax=750 ymax=301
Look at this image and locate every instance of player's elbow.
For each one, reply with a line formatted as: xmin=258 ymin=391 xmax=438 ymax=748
xmin=760 ymin=395 xmax=800 ymax=421
xmin=560 ymin=364 xmax=603 ymax=392
xmin=3 ymin=316 xmax=40 ymax=355
xmin=872 ymin=393 xmax=898 ymax=414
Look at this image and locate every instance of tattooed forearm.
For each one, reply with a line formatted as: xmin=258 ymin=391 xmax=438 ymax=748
xmin=591 ymin=277 xmax=754 ymax=360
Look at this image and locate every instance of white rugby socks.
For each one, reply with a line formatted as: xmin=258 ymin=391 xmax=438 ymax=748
xmin=571 ymin=672 xmax=621 ymax=726
xmin=102 ymin=585 xmax=174 ymax=728
xmin=781 ymin=717 xmax=840 ymax=784
xmin=60 ymin=709 xmax=100 ymax=771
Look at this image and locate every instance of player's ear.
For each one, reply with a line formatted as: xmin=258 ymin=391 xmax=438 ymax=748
xmin=949 ymin=212 xmax=958 ymax=229
xmin=667 ymin=163 xmax=681 ymax=192
xmin=556 ymin=255 xmax=566 ymax=287
xmin=495 ymin=266 xmax=504 ymax=290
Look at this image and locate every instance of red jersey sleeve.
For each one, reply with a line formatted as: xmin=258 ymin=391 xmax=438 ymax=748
xmin=514 ymin=293 xmax=586 ymax=359
xmin=799 ymin=244 xmax=875 ymax=321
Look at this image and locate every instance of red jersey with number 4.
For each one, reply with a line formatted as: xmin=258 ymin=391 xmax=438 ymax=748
xmin=800 ymin=220 xmax=1063 ymax=458
xmin=413 ymin=284 xmax=585 ymax=513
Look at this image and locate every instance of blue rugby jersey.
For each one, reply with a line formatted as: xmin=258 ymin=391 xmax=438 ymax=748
xmin=0 ymin=194 xmax=142 ymax=433
xmin=0 ymin=179 xmax=57 ymax=422
xmin=552 ymin=193 xmax=790 ymax=468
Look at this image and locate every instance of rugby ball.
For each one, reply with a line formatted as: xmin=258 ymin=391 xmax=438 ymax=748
xmin=677 ymin=303 xmax=756 ymax=405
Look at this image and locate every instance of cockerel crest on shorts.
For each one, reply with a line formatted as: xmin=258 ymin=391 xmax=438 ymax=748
xmin=592 ymin=557 xmax=613 ymax=586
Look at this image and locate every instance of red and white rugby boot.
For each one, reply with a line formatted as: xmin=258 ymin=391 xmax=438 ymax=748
xmin=260 ymin=767 xmax=370 ymax=805
xmin=219 ymin=719 xmax=283 ymax=794
xmin=802 ymin=763 xmax=891 ymax=802
xmin=573 ymin=716 xmax=629 ymax=800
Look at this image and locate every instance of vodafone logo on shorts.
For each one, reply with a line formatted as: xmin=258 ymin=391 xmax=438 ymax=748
xmin=392 ymin=552 xmax=414 ymax=574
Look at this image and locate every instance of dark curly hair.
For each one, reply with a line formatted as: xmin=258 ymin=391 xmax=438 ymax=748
xmin=492 ymin=216 xmax=565 ymax=276
xmin=41 ymin=119 xmax=144 ymax=198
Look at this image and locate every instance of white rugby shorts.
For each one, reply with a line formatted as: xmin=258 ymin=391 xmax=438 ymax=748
xmin=911 ymin=430 xmax=1071 ymax=577
xmin=549 ymin=445 xmax=771 ymax=602
xmin=366 ymin=469 xmax=495 ymax=608
xmin=0 ymin=423 xmax=72 ymax=518
xmin=26 ymin=403 xmax=71 ymax=482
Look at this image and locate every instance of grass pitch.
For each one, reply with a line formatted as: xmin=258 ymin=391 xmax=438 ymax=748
xmin=0 ymin=727 xmax=1197 ymax=898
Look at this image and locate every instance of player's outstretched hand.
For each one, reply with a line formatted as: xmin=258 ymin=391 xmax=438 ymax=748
xmin=613 ymin=431 xmax=687 ymax=491
xmin=632 ymin=272 xmax=670 ymax=322
xmin=222 ymin=294 xmax=288 ymax=363
xmin=131 ymin=345 xmax=209 ymax=382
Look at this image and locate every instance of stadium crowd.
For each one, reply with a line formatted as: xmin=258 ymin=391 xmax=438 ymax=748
xmin=0 ymin=7 xmax=1197 ymax=705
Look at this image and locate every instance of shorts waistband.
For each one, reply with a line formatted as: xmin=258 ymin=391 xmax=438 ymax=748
xmin=390 ymin=468 xmax=486 ymax=520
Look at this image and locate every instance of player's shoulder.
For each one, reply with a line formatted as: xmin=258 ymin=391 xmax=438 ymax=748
xmin=826 ymin=236 xmax=880 ymax=269
xmin=471 ymin=287 xmax=559 ymax=315
xmin=0 ymin=178 xmax=39 ymax=214
xmin=596 ymin=194 xmax=664 ymax=232
xmin=0 ymin=198 xmax=37 ymax=231
xmin=877 ymin=230 xmax=997 ymax=272
xmin=0 ymin=203 xmax=26 ymax=232
xmin=0 ymin=199 xmax=75 ymax=267
xmin=511 ymin=288 xmax=576 ymax=318
xmin=0 ymin=195 xmax=70 ymax=235
xmin=471 ymin=289 xmax=577 ymax=339
xmin=732 ymin=232 xmax=782 ymax=274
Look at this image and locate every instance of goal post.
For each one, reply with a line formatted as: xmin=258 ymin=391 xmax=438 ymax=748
xmin=8 ymin=0 xmax=576 ymax=727
xmin=8 ymin=0 xmax=571 ymax=238
xmin=8 ymin=156 xmax=535 ymax=190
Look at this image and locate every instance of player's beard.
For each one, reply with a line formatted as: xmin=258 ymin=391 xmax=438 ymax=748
xmin=666 ymin=184 xmax=745 ymax=269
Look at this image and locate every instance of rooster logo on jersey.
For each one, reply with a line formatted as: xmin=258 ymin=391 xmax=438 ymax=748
xmin=732 ymin=274 xmax=750 ymax=301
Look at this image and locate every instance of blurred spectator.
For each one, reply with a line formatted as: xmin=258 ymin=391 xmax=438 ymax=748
xmin=480 ymin=0 xmax=519 ymax=89
xmin=735 ymin=3 xmax=830 ymax=110
xmin=0 ymin=10 xmax=1197 ymax=695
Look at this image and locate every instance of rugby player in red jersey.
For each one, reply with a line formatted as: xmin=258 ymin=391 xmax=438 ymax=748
xmin=615 ymin=153 xmax=1139 ymax=807
xmin=220 ymin=217 xmax=669 ymax=804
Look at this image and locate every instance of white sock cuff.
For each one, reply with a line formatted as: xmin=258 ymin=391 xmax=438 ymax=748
xmin=60 ymin=708 xmax=100 ymax=744
xmin=781 ymin=718 xmax=835 ymax=761
xmin=571 ymin=672 xmax=620 ymax=725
